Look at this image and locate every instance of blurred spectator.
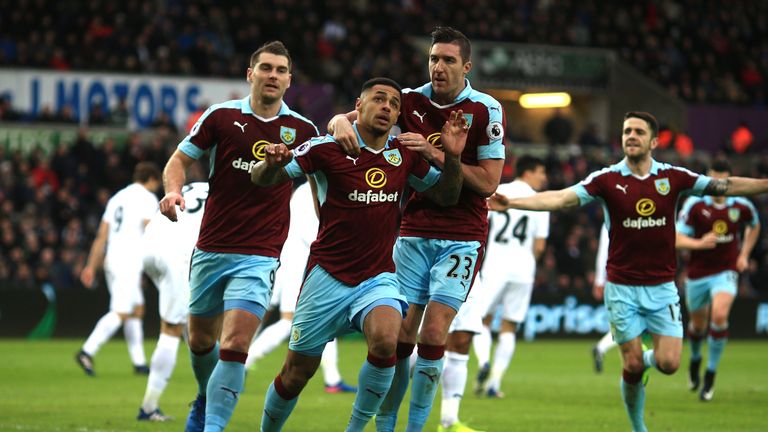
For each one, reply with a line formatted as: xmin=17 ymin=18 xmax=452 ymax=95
xmin=0 ymin=95 xmax=22 ymax=121
xmin=578 ymin=123 xmax=604 ymax=148
xmin=30 ymin=155 xmax=59 ymax=193
xmin=543 ymin=109 xmax=574 ymax=145
xmin=55 ymin=104 xmax=78 ymax=124
xmin=110 ymin=98 xmax=130 ymax=128
xmin=725 ymin=122 xmax=754 ymax=155
xmin=88 ymin=103 xmax=110 ymax=126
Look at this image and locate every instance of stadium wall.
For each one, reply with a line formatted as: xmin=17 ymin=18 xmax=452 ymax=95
xmin=2 ymin=288 xmax=766 ymax=340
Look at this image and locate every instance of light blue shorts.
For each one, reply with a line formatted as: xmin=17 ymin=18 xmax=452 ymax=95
xmin=393 ymin=237 xmax=482 ymax=309
xmin=188 ymin=248 xmax=278 ymax=318
xmin=288 ymin=265 xmax=408 ymax=356
xmin=605 ymin=281 xmax=683 ymax=344
xmin=685 ymin=270 xmax=738 ymax=312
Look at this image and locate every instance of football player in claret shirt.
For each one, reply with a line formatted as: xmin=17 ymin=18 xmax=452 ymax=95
xmin=159 ymin=41 xmax=318 ymax=432
xmin=251 ymin=77 xmax=467 ymax=432
xmin=676 ymin=159 xmax=760 ymax=402
xmin=329 ymin=26 xmax=505 ymax=432
xmin=491 ymin=111 xmax=768 ymax=432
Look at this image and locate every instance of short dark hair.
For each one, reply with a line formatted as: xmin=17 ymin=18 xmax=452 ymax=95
xmin=361 ymin=77 xmax=402 ymax=95
xmin=624 ymin=111 xmax=659 ymax=138
xmin=430 ymin=26 xmax=471 ymax=63
xmin=250 ymin=41 xmax=291 ymax=70
xmin=516 ymin=155 xmax=545 ymax=177
xmin=709 ymin=159 xmax=732 ymax=174
xmin=133 ymin=161 xmax=161 ymax=183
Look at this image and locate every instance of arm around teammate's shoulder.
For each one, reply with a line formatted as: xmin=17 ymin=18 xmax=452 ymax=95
xmin=250 ymin=143 xmax=293 ymax=187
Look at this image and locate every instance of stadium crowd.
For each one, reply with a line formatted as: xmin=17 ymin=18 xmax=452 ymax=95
xmin=0 ymin=0 xmax=767 ymax=110
xmin=2 ymin=122 xmax=767 ymax=301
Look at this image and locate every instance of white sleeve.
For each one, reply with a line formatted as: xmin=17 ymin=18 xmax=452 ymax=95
xmin=594 ymin=224 xmax=609 ymax=286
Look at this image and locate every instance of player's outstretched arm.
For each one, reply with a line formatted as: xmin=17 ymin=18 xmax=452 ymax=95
xmin=704 ymin=176 xmax=768 ymax=196
xmin=675 ymin=231 xmax=717 ymax=250
xmin=160 ymin=150 xmax=195 ymax=222
xmin=491 ymin=188 xmax=579 ymax=211
xmin=328 ymin=111 xmax=361 ymax=156
xmin=421 ymin=111 xmax=467 ymax=206
xmin=251 ymin=143 xmax=293 ymax=187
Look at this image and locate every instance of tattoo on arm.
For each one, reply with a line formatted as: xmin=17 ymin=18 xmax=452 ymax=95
xmin=704 ymin=178 xmax=730 ymax=196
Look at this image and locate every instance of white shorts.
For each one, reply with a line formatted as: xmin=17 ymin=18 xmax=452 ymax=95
xmin=272 ymin=247 xmax=309 ymax=314
xmin=481 ymin=276 xmax=533 ymax=324
xmin=449 ymin=277 xmax=486 ymax=334
xmin=143 ymin=248 xmax=190 ymax=325
xmin=104 ymin=262 xmax=144 ymax=314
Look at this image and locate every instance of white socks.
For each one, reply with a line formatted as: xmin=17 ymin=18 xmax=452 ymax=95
xmin=82 ymin=311 xmax=122 ymax=356
xmin=596 ymin=332 xmax=616 ymax=355
xmin=142 ymin=333 xmax=181 ymax=412
xmin=124 ymin=317 xmax=146 ymax=367
xmin=246 ymin=318 xmax=292 ymax=368
xmin=440 ymin=351 xmax=469 ymax=427
xmin=321 ymin=338 xmax=342 ymax=385
xmin=487 ymin=332 xmax=515 ymax=391
xmin=472 ymin=326 xmax=492 ymax=367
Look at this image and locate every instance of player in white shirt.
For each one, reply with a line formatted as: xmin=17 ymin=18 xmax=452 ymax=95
xmin=244 ymin=181 xmax=355 ymax=393
xmin=473 ymin=156 xmax=549 ymax=399
xmin=591 ymin=224 xmax=617 ymax=373
xmin=76 ymin=162 xmax=161 ymax=376
xmin=137 ymin=182 xmax=208 ymax=421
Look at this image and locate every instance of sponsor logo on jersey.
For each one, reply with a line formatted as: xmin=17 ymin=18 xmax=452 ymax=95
xmin=623 ymin=198 xmax=666 ymax=229
xmin=280 ymin=126 xmax=296 ymax=145
xmin=383 ymin=149 xmax=402 ymax=166
xmin=348 ymin=189 xmax=400 ymax=204
xmin=427 ymin=132 xmax=443 ymax=150
xmin=347 ymin=168 xmax=399 ymax=204
xmin=365 ymin=168 xmax=387 ymax=188
xmin=713 ymin=219 xmax=728 ymax=234
xmin=728 ymin=208 xmax=740 ymax=222
xmin=232 ymin=157 xmax=258 ymax=173
xmin=251 ymin=140 xmax=271 ymax=160
xmin=635 ymin=198 xmax=656 ymax=216
xmin=712 ymin=219 xmax=734 ymax=243
xmin=291 ymin=326 xmax=300 ymax=342
xmin=654 ymin=178 xmax=670 ymax=196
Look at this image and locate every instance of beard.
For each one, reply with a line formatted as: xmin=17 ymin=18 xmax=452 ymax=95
xmin=369 ymin=125 xmax=390 ymax=136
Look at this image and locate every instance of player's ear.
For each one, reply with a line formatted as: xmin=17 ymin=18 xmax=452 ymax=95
xmin=650 ymin=136 xmax=659 ymax=150
xmin=246 ymin=68 xmax=253 ymax=83
xmin=463 ymin=60 xmax=472 ymax=75
xmin=355 ymin=97 xmax=362 ymax=111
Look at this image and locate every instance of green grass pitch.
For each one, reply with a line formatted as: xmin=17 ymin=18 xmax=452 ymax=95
xmin=0 ymin=338 xmax=766 ymax=431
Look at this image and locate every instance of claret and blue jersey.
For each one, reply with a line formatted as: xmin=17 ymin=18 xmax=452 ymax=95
xmin=677 ymin=195 xmax=759 ymax=279
xmin=284 ymin=124 xmax=441 ymax=286
xmin=178 ymin=95 xmax=318 ymax=257
xmin=398 ymin=79 xmax=506 ymax=242
xmin=572 ymin=158 xmax=711 ymax=286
